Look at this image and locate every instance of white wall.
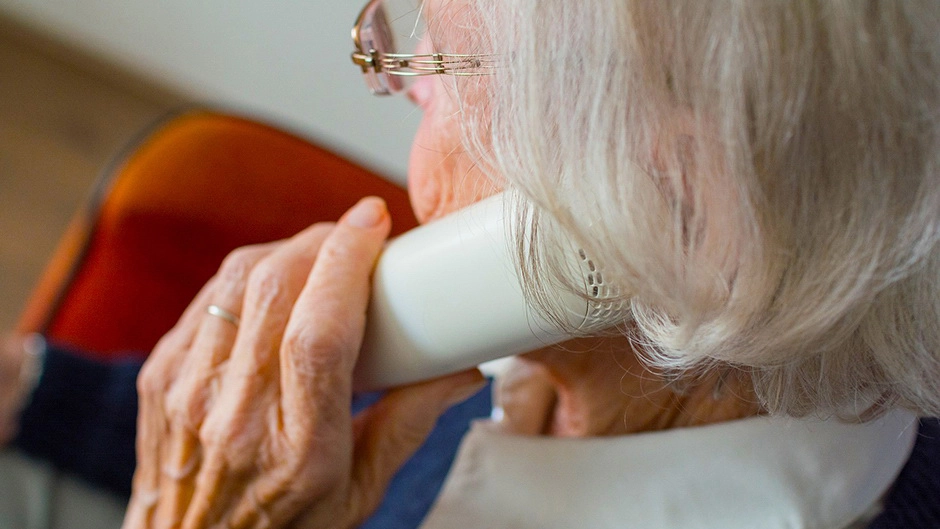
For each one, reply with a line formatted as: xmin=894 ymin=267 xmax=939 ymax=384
xmin=0 ymin=0 xmax=419 ymax=184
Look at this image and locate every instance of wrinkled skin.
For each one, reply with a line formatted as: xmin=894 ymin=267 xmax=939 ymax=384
xmin=123 ymin=198 xmax=485 ymax=529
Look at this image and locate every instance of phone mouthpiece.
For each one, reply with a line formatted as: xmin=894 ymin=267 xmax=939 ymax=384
xmin=353 ymin=193 xmax=623 ymax=391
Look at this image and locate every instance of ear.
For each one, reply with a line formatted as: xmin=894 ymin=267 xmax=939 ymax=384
xmin=648 ymin=107 xmax=703 ymax=210
xmin=653 ymin=104 xmax=740 ymax=198
xmin=649 ymin=107 xmax=747 ymax=284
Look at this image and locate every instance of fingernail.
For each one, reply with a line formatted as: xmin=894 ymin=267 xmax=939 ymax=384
xmin=345 ymin=197 xmax=387 ymax=228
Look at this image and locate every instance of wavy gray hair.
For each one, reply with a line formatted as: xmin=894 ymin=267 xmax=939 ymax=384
xmin=450 ymin=0 xmax=940 ymax=418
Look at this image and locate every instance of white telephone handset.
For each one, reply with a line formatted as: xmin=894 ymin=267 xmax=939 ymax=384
xmin=353 ymin=193 xmax=618 ymax=391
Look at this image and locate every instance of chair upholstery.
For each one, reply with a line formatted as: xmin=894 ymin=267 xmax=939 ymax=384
xmin=16 ymin=109 xmax=418 ymax=361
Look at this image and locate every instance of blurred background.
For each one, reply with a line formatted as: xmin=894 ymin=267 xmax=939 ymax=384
xmin=0 ymin=0 xmax=421 ymax=330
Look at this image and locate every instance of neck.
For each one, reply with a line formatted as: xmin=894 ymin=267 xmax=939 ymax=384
xmin=495 ymin=337 xmax=761 ymax=437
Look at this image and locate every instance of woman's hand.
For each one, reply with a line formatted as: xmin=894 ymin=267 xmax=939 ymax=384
xmin=124 ymin=197 xmax=485 ymax=529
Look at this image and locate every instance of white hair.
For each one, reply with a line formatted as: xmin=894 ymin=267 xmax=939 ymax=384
xmin=452 ymin=0 xmax=940 ymax=418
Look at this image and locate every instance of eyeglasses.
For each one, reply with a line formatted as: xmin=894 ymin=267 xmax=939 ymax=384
xmin=351 ymin=0 xmax=498 ymax=95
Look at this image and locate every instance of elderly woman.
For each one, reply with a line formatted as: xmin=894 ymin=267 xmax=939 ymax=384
xmin=121 ymin=1 xmax=939 ymax=528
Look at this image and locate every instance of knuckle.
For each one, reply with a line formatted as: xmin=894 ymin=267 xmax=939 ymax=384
xmin=198 ymin=402 xmax=251 ymax=453
xmin=199 ymin=420 xmax=255 ymax=473
xmin=283 ymin=322 xmax=351 ymax=371
xmin=283 ymin=454 xmax=308 ymax=480
xmin=164 ymin=382 xmax=200 ymax=426
xmin=218 ymin=245 xmax=265 ymax=283
xmin=137 ymin=361 xmax=165 ymax=397
xmin=149 ymin=329 xmax=180 ymax=360
xmin=137 ymin=334 xmax=183 ymax=396
xmin=246 ymin=260 xmax=289 ymax=310
xmin=197 ymin=413 xmax=225 ymax=448
xmin=164 ymin=384 xmax=185 ymax=417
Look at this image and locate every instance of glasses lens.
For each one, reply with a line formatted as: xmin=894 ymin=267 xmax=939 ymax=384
xmin=358 ymin=0 xmax=428 ymax=94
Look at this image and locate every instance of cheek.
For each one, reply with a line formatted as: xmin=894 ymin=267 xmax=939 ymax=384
xmin=407 ymin=80 xmax=497 ymax=223
xmin=407 ymin=106 xmax=455 ymax=224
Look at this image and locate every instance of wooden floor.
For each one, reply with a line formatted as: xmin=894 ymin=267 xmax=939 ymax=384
xmin=0 ymin=17 xmax=187 ymax=329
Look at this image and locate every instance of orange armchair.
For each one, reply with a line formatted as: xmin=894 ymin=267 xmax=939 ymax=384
xmin=16 ymin=109 xmax=418 ymax=361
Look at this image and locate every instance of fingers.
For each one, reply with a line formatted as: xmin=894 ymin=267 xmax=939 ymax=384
xmin=226 ymin=197 xmax=395 ymax=529
xmin=129 ymin=236 xmax=294 ymax=528
xmin=347 ymin=369 xmax=487 ymax=524
xmin=152 ymin=243 xmax=276 ymax=527
xmin=124 ymin=380 xmax=171 ymax=529
xmin=132 ymin=197 xmax=401 ymax=529
xmin=279 ymin=197 xmax=392 ymax=443
xmin=141 ymin=277 xmax=219 ymax=390
xmin=492 ymin=357 xmax=557 ymax=435
xmin=132 ymin=279 xmax=219 ymax=525
xmin=226 ymin=222 xmax=338 ymax=388
xmin=126 ymin=282 xmax=220 ymax=529
xmin=166 ymin=243 xmax=276 ymax=429
xmin=182 ymin=222 xmax=336 ymax=529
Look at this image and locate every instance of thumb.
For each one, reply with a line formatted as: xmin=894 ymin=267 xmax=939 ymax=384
xmin=348 ymin=369 xmax=486 ymax=519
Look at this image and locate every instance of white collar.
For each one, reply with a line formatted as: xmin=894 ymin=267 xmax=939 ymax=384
xmin=420 ymin=409 xmax=917 ymax=529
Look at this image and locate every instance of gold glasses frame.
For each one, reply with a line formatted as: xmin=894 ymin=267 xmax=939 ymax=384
xmin=351 ymin=0 xmax=498 ymax=95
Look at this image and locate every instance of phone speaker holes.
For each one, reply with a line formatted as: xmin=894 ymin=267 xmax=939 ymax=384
xmin=577 ymin=249 xmax=628 ymax=325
